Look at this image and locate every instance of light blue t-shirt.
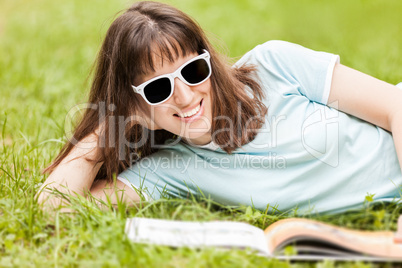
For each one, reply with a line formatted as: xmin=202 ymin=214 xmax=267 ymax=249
xmin=118 ymin=40 xmax=402 ymax=214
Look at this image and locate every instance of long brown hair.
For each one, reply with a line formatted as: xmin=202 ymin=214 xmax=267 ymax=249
xmin=43 ymin=1 xmax=267 ymax=182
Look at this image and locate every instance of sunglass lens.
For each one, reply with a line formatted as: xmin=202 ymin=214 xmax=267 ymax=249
xmin=144 ymin=77 xmax=172 ymax=104
xmin=181 ymin=59 xmax=210 ymax=84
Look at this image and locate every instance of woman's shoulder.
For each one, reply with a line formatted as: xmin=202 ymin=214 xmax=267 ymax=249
xmin=236 ymin=40 xmax=318 ymax=66
xmin=240 ymin=40 xmax=297 ymax=56
xmin=237 ymin=39 xmax=339 ymax=81
xmin=254 ymin=40 xmax=299 ymax=51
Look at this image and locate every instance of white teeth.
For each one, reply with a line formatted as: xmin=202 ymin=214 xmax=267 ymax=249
xmin=179 ymin=103 xmax=201 ymax=118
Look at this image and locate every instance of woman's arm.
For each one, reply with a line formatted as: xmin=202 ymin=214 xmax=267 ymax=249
xmin=37 ymin=133 xmax=141 ymax=209
xmin=328 ymin=63 xmax=402 ymax=169
xmin=37 ymin=133 xmax=102 ymax=208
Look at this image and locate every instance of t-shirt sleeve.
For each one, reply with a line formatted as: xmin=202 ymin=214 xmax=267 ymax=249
xmin=249 ymin=40 xmax=340 ymax=105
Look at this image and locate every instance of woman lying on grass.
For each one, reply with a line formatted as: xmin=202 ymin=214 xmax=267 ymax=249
xmin=38 ymin=1 xmax=402 ymax=214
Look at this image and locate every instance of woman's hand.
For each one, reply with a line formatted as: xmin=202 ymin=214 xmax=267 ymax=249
xmin=37 ymin=133 xmax=103 ymax=209
xmin=37 ymin=131 xmax=142 ymax=211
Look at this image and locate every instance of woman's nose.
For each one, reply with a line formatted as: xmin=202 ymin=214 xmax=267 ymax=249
xmin=172 ymin=78 xmax=194 ymax=106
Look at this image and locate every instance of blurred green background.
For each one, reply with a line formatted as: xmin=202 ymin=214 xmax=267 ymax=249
xmin=1 ymin=0 xmax=402 ymax=147
xmin=1 ymin=0 xmax=402 ymax=266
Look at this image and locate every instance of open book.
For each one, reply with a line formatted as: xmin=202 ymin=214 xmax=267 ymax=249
xmin=125 ymin=216 xmax=402 ymax=261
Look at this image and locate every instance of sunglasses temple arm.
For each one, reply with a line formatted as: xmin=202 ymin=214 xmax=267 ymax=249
xmin=131 ymin=85 xmax=140 ymax=93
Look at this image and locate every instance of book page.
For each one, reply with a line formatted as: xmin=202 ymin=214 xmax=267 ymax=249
xmin=125 ymin=217 xmax=270 ymax=255
xmin=264 ymin=218 xmax=402 ymax=260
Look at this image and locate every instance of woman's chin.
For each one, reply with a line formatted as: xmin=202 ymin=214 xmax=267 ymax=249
xmin=182 ymin=131 xmax=212 ymax=146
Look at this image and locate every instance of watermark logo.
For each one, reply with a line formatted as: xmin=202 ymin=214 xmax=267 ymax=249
xmin=130 ymin=151 xmax=287 ymax=173
xmin=301 ymin=101 xmax=339 ymax=167
xmin=63 ymin=100 xmax=340 ymax=166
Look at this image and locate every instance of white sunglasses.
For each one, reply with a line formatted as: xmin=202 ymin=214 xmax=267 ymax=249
xmin=131 ymin=49 xmax=211 ymax=105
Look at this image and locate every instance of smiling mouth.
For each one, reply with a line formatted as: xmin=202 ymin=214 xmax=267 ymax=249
xmin=174 ymin=99 xmax=203 ymax=118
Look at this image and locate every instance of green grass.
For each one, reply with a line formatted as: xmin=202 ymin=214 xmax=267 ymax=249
xmin=1 ymin=0 xmax=402 ymax=267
